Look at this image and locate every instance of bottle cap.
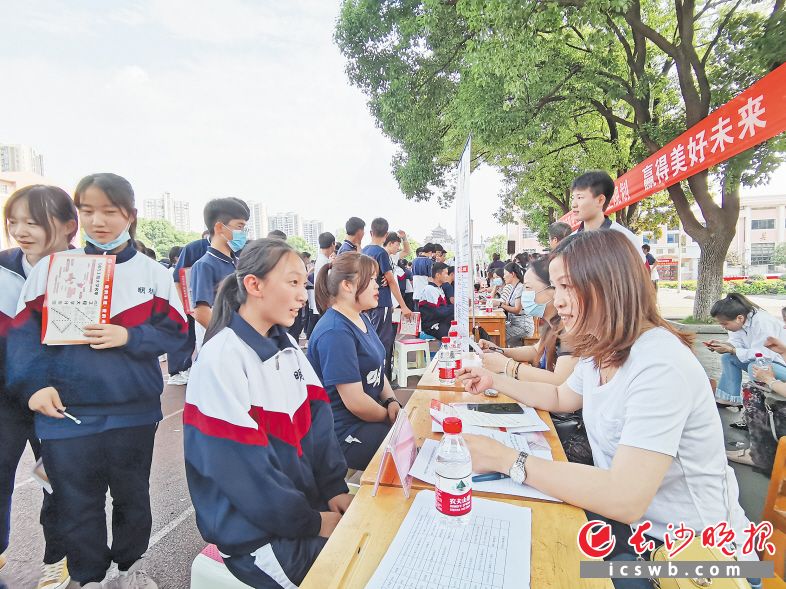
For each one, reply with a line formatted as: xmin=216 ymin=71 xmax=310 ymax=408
xmin=755 ymin=352 xmax=764 ymax=358
xmin=450 ymin=320 xmax=457 ymax=325
xmin=443 ymin=416 xmax=462 ymax=434
xmin=442 ymin=337 xmax=451 ymax=344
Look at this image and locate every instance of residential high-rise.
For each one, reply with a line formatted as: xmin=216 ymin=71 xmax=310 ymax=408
xmin=0 ymin=143 xmax=44 ymax=175
xmin=247 ymin=202 xmax=269 ymax=239
xmin=268 ymin=212 xmax=301 ymax=238
xmin=142 ymin=192 xmax=191 ymax=232
xmin=302 ymin=219 xmax=323 ymax=248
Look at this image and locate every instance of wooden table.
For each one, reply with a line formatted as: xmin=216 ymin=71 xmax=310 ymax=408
xmin=471 ymin=308 xmax=507 ymax=346
xmin=301 ymin=485 xmax=611 ymax=589
xmin=360 ymin=389 xmax=568 ymax=495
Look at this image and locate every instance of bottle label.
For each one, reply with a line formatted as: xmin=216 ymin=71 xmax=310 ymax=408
xmin=435 ymin=475 xmax=472 ymax=516
xmin=439 ymin=365 xmax=455 ymax=380
xmin=454 ymin=357 xmax=462 ymax=370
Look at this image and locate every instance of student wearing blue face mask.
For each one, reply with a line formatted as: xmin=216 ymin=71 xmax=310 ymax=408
xmin=190 ymin=198 xmax=250 ymax=351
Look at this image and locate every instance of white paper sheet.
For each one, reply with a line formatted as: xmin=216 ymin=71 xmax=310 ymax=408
xmin=365 ymin=490 xmax=532 ymax=589
xmin=454 ymin=405 xmax=548 ymax=429
xmin=409 ymin=437 xmax=560 ymax=502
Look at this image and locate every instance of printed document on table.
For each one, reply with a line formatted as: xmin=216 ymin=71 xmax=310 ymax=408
xmin=409 ymin=436 xmax=560 ymax=502
xmin=453 ymin=404 xmax=549 ymax=429
xmin=42 ymin=254 xmax=115 ymax=345
xmin=366 ymin=489 xmax=532 ymax=589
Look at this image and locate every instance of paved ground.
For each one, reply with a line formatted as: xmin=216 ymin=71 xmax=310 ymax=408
xmin=658 ymin=287 xmax=785 ymax=320
xmin=2 ymin=290 xmax=785 ymax=588
xmin=1 ymin=367 xmax=203 ymax=589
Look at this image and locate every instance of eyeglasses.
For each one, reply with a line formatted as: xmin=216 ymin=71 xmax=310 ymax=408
xmin=223 ymin=223 xmax=249 ymax=235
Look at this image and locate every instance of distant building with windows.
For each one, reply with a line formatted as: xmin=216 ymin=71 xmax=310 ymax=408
xmin=0 ymin=143 xmax=44 ymax=176
xmin=302 ymin=219 xmax=323 ymax=248
xmin=247 ymin=202 xmax=268 ymax=239
xmin=268 ymin=211 xmax=301 ymax=238
xmin=642 ymin=193 xmax=786 ymax=277
xmin=142 ymin=192 xmax=191 ymax=232
xmin=505 ymin=221 xmax=542 ymax=255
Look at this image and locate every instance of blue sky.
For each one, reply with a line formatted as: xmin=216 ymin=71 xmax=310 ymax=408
xmin=0 ymin=0 xmax=505 ymax=242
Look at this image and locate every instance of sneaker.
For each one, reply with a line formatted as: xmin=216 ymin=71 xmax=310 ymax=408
xmin=166 ymin=372 xmax=188 ymax=386
xmin=726 ymin=447 xmax=755 ymax=466
xmin=109 ymin=560 xmax=157 ymax=589
xmin=37 ymin=557 xmax=71 ymax=589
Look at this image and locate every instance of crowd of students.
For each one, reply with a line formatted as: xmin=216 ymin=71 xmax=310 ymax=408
xmin=0 ymin=168 xmax=781 ymax=589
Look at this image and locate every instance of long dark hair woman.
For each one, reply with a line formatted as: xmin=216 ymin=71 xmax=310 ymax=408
xmin=184 ymin=238 xmax=352 ymax=588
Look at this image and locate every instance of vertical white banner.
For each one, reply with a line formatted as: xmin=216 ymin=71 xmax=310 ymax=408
xmin=454 ymin=136 xmax=472 ymax=346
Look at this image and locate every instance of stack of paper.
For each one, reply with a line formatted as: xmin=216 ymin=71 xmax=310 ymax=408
xmin=366 ymin=490 xmax=532 ymax=589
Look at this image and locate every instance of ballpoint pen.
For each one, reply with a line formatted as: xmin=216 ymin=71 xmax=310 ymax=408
xmin=472 ymin=473 xmax=509 ymax=483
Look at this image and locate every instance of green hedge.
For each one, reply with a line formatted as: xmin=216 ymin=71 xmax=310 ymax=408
xmin=660 ymin=279 xmax=786 ymax=295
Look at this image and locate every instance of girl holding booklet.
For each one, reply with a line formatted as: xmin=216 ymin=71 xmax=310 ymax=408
xmin=184 ymin=238 xmax=351 ymax=589
xmin=1 ymin=185 xmax=78 ymax=589
xmin=6 ymin=173 xmax=187 ymax=589
xmin=457 ymin=230 xmax=754 ymax=589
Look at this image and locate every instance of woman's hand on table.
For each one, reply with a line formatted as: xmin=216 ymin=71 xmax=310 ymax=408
xmin=455 ymin=366 xmax=494 ymax=394
xmin=482 ymin=351 xmax=508 ymax=373
xmin=477 ymin=339 xmax=494 ymax=351
xmin=328 ymin=493 xmax=354 ymax=515
xmin=464 ymin=434 xmax=518 ymax=475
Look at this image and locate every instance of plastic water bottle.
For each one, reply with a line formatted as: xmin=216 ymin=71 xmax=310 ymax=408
xmin=435 ymin=416 xmax=472 ymax=525
xmin=753 ymin=352 xmax=773 ymax=385
xmin=448 ymin=321 xmax=462 ymax=371
xmin=438 ymin=337 xmax=455 ymax=385
xmin=485 ymin=296 xmax=493 ymax=313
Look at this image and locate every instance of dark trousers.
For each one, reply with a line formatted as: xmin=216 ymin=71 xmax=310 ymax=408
xmin=423 ymin=318 xmax=451 ymax=340
xmin=224 ymin=536 xmax=327 ymax=589
xmin=41 ymin=424 xmax=157 ymax=584
xmin=167 ymin=315 xmax=195 ymax=376
xmin=305 ymin=312 xmax=321 ymax=339
xmin=0 ymin=397 xmax=65 ymax=562
xmin=366 ymin=307 xmax=394 ymax=381
xmin=341 ymin=421 xmax=391 ymax=470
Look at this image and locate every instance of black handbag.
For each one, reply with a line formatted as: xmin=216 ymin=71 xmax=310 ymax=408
xmin=551 ymin=411 xmax=594 ymax=465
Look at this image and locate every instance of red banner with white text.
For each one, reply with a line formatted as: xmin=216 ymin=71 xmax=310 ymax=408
xmin=560 ymin=62 xmax=786 ymax=228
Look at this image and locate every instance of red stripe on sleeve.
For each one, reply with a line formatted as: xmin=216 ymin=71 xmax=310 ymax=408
xmin=183 ymin=402 xmax=269 ymax=446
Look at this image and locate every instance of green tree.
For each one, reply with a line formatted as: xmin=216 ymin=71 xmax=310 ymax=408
xmin=403 ymin=237 xmax=420 ymax=262
xmin=773 ymin=243 xmax=786 ymax=266
xmin=287 ymin=235 xmax=316 ymax=257
xmin=136 ymin=219 xmax=201 ymax=259
xmin=484 ymin=235 xmax=507 ymax=263
xmin=335 ymin=0 xmax=785 ymax=318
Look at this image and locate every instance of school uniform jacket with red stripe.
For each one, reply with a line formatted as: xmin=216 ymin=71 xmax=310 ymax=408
xmin=6 ymin=242 xmax=187 ymax=436
xmin=183 ymin=312 xmax=348 ymax=560
xmin=0 ymin=249 xmax=26 ymax=405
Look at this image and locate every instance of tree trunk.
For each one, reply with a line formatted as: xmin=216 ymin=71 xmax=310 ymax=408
xmin=692 ymin=239 xmax=730 ymax=319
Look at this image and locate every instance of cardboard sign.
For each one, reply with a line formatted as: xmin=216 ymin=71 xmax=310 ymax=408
xmin=372 ymin=409 xmax=417 ymax=498
xmin=397 ymin=311 xmax=421 ymax=336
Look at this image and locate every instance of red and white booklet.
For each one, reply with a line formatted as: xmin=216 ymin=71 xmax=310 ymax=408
xmin=42 ymin=254 xmax=115 ymax=345
xmin=179 ymin=267 xmax=194 ymax=315
xmin=396 ymin=311 xmax=421 ymax=336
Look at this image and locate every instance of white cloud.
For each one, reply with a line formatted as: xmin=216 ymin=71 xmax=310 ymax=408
xmin=0 ymin=1 xmax=509 ymax=243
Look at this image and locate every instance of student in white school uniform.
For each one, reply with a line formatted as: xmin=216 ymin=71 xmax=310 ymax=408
xmin=0 ymin=185 xmax=78 ymax=589
xmin=7 ymin=174 xmax=188 ymax=589
xmin=184 ymin=238 xmax=351 ymax=588
xmin=570 ymin=170 xmax=644 ymax=260
xmin=457 ymin=230 xmax=754 ymax=589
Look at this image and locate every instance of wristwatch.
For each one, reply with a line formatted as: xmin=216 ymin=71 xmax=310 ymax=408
xmin=509 ymin=451 xmax=529 ymax=485
xmin=381 ymin=397 xmax=402 ymax=409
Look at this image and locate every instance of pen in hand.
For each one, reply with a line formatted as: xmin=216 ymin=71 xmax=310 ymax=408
xmin=57 ymin=409 xmax=82 ymax=425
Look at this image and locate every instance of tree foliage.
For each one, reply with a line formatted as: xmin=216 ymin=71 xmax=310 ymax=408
xmin=336 ymin=0 xmax=785 ymax=317
xmin=484 ymin=234 xmax=508 ymax=263
xmin=286 ymin=236 xmax=316 ymax=257
xmin=136 ymin=219 xmax=201 ymax=259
